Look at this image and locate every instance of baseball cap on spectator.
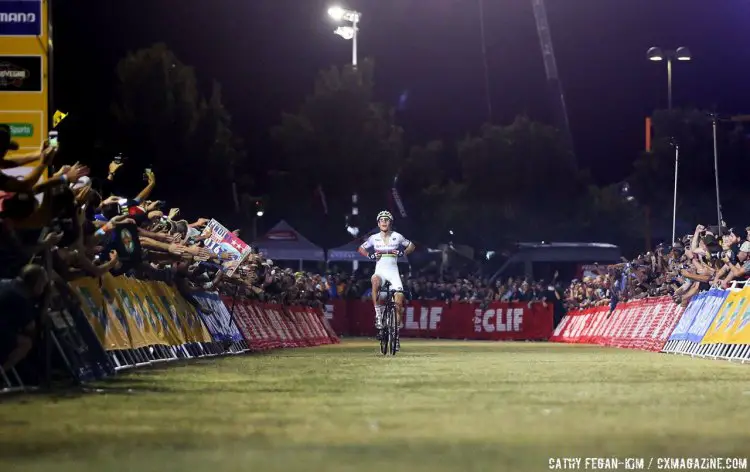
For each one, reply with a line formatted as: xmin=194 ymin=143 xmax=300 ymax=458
xmin=728 ymin=227 xmax=745 ymax=241
xmin=701 ymin=234 xmax=722 ymax=254
xmin=740 ymin=242 xmax=750 ymax=254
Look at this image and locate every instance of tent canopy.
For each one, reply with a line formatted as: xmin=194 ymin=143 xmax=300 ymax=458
xmin=253 ymin=220 xmax=325 ymax=261
xmin=327 ymin=228 xmax=408 ymax=263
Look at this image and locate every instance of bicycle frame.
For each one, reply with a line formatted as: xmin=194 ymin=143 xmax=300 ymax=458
xmin=378 ymin=281 xmax=402 ymax=356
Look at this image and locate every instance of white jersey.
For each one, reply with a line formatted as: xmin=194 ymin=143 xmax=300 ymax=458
xmin=360 ymin=231 xmax=411 ymax=269
xmin=361 ymin=231 xmax=411 ymax=292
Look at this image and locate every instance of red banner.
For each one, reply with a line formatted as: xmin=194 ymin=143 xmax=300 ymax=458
xmin=549 ymin=296 xmax=683 ymax=352
xmin=221 ymin=298 xmax=339 ymax=350
xmin=324 ymin=300 xmax=553 ymax=341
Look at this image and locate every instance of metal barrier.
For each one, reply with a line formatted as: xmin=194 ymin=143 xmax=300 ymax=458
xmin=0 ymin=366 xmax=35 ymax=394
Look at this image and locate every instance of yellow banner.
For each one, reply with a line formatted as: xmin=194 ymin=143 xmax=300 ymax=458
xmin=98 ymin=274 xmax=152 ymax=348
xmin=72 ymin=277 xmax=131 ymax=351
xmin=727 ymin=290 xmax=750 ymax=345
xmin=701 ymin=290 xmax=743 ymax=345
xmin=140 ymin=280 xmax=184 ymax=346
xmin=71 ymin=275 xmax=213 ymax=350
xmin=0 ymin=0 xmax=49 ymax=157
xmin=157 ymin=282 xmax=213 ymax=343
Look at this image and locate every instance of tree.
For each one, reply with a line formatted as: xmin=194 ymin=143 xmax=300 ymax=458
xmin=454 ymin=116 xmax=579 ymax=244
xmin=111 ymin=43 xmax=246 ymax=216
xmin=575 ymin=184 xmax=641 ymax=248
xmin=271 ymin=58 xmax=403 ymax=238
xmin=628 ymin=108 xmax=716 ymax=246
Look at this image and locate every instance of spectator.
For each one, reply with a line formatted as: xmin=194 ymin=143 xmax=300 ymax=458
xmin=0 ymin=264 xmax=48 ymax=372
xmin=0 ymin=125 xmax=57 ymax=194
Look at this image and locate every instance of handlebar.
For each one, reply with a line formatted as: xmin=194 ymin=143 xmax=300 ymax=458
xmin=378 ymin=287 xmax=404 ymax=293
xmin=379 ymin=281 xmax=403 ymax=294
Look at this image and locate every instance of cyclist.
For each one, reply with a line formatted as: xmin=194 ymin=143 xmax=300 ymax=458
xmin=357 ymin=210 xmax=415 ymax=350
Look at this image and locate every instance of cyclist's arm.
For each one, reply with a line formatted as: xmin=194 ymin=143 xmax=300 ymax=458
xmin=358 ymin=235 xmax=376 ymax=258
xmin=396 ymin=235 xmax=415 ymax=256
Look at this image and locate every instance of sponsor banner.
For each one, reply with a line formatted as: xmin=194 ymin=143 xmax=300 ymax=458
xmin=193 ymin=291 xmax=245 ymax=343
xmin=697 ymin=287 xmax=750 ymax=347
xmin=0 ymin=109 xmax=41 ymax=149
xmin=667 ymin=292 xmax=707 ymax=342
xmin=0 ymin=0 xmax=42 ymax=36
xmin=71 ymin=275 xmax=214 ymax=350
xmin=155 ymin=282 xmax=213 ymax=344
xmin=702 ymin=289 xmax=745 ymax=345
xmin=324 ymin=300 xmax=553 ymax=340
xmin=684 ymin=289 xmax=727 ymax=343
xmin=550 ymin=296 xmax=684 ymax=352
xmin=201 ymin=219 xmax=252 ymax=276
xmin=0 ymin=0 xmax=47 ymax=160
xmin=221 ymin=297 xmax=340 ymax=350
xmin=73 ymin=276 xmax=132 ymax=351
xmin=0 ymin=54 xmax=41 ymax=91
xmin=70 ymin=275 xmax=334 ymax=356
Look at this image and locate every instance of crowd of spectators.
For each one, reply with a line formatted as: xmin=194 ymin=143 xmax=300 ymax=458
xmin=318 ymin=265 xmax=565 ymax=309
xmin=0 ymin=127 xmax=334 ymax=373
xmin=563 ymin=224 xmax=750 ymax=310
xmin=3 ymin=122 xmax=741 ymax=373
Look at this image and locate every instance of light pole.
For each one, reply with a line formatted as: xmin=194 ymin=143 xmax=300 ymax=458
xmin=711 ymin=114 xmax=722 ymax=235
xmin=328 ymin=6 xmax=361 ymax=67
xmin=670 ymin=140 xmax=679 ymax=245
xmin=647 ymin=46 xmax=691 ymax=110
xmin=253 ymin=209 xmax=263 ymax=242
xmin=648 ymin=47 xmax=690 ymax=245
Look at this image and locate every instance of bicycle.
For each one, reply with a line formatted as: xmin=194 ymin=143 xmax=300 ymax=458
xmin=378 ymin=280 xmax=401 ymax=356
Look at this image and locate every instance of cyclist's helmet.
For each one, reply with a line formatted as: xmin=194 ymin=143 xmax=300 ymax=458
xmin=376 ymin=210 xmax=393 ymax=222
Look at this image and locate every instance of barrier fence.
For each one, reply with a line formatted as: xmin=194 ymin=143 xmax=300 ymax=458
xmin=1 ymin=275 xmax=340 ymax=394
xmin=324 ymin=300 xmax=553 ymax=341
xmin=550 ymin=289 xmax=750 ymax=362
xmin=18 ymin=277 xmax=750 ymax=394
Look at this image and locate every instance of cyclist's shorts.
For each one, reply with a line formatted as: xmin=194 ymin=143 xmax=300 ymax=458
xmin=373 ymin=266 xmax=403 ymax=293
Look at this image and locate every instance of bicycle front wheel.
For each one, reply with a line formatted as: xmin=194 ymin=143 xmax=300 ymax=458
xmin=389 ymin=308 xmax=399 ymax=356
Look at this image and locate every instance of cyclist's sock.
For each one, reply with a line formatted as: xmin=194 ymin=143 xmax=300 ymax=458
xmin=374 ymin=305 xmax=384 ymax=329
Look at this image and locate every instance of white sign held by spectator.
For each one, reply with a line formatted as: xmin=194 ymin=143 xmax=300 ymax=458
xmin=202 ymin=219 xmax=252 ymax=276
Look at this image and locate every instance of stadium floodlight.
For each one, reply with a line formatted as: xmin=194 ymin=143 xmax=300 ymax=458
xmin=327 ymin=5 xmax=361 ymax=66
xmin=675 ymin=47 xmax=692 ymax=61
xmin=328 ymin=6 xmax=345 ymax=21
xmin=647 ymin=46 xmax=692 ymax=110
xmin=334 ymin=26 xmax=355 ymax=40
xmin=328 ymin=5 xmax=359 ymax=22
xmin=647 ymin=47 xmax=664 ymax=61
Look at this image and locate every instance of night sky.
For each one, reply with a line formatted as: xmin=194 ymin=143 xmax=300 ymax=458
xmin=52 ymin=0 xmax=750 ymax=185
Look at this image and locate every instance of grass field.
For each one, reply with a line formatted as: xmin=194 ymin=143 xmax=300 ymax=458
xmin=1 ymin=339 xmax=749 ymax=472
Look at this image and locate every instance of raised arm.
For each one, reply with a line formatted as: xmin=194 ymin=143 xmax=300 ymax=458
xmin=133 ymin=168 xmax=156 ymax=203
